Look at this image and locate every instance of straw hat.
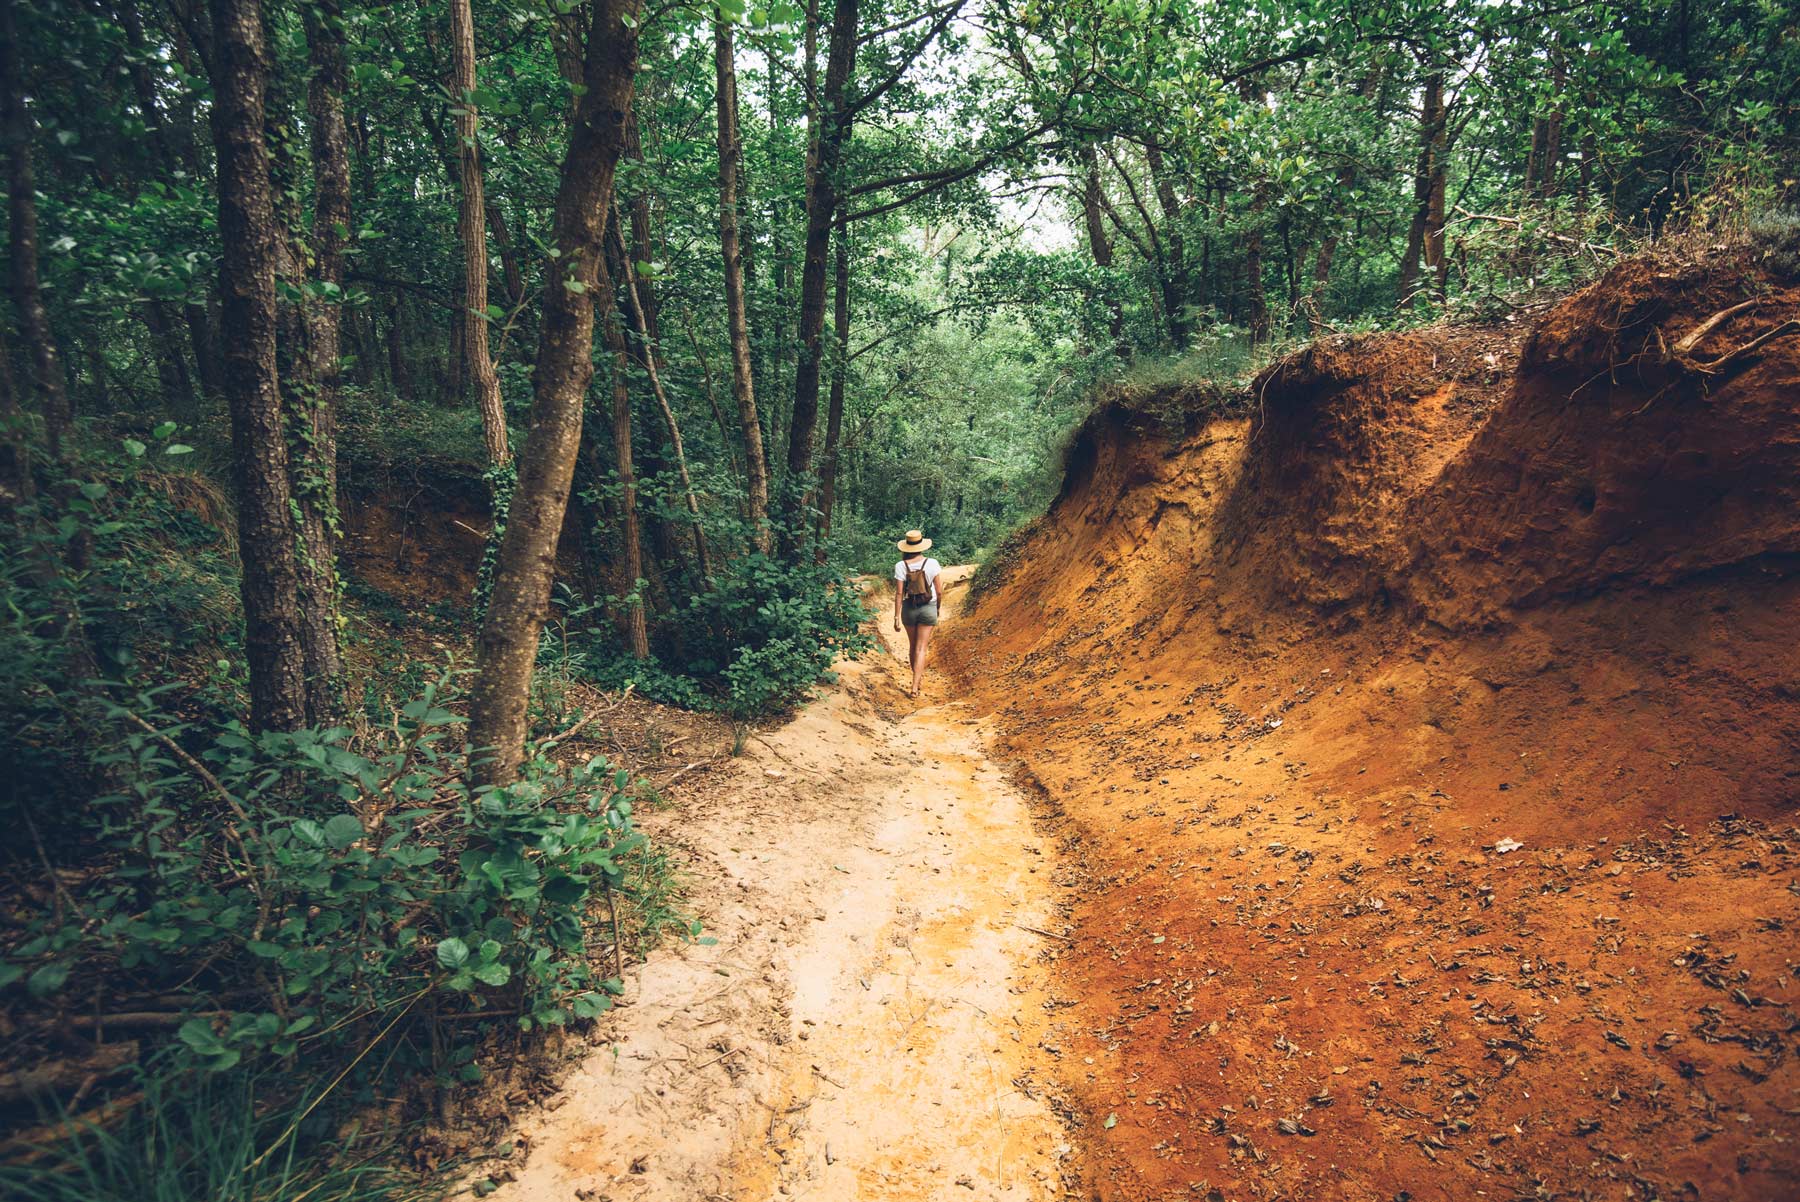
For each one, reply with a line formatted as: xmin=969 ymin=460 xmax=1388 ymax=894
xmin=896 ymin=529 xmax=933 ymax=553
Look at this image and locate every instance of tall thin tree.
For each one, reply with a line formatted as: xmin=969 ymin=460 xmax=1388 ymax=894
xmin=815 ymin=224 xmax=850 ymax=551
xmin=784 ymin=0 xmax=859 ymax=515
xmin=450 ymin=0 xmax=509 ymax=466
xmin=598 ymin=255 xmax=649 ymax=659
xmin=210 ymin=0 xmax=308 ymax=731
xmin=712 ymin=9 xmax=771 ymax=552
xmin=467 ymin=0 xmax=643 ymax=786
xmin=1 ymin=0 xmax=74 ymax=466
xmin=293 ymin=0 xmax=351 ymax=724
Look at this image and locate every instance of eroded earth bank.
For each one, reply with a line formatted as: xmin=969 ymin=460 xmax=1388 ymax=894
xmin=940 ymin=244 xmax=1800 ymax=1201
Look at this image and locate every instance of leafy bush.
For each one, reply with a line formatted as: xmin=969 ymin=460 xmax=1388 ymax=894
xmin=581 ymin=549 xmax=873 ymax=716
xmin=11 ymin=671 xmax=646 ymax=1057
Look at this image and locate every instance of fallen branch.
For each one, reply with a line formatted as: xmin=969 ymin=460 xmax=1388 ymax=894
xmin=0 ymin=1091 xmax=143 ymax=1166
xmin=124 ymin=713 xmax=253 ymax=830
xmin=0 ymin=1042 xmax=139 ymax=1108
xmin=68 ymin=1010 xmax=225 ymax=1032
xmin=1448 ymin=205 xmax=1622 ymax=260
xmin=544 ymin=684 xmax=635 ymax=747
xmin=662 ymin=759 xmax=717 ymax=787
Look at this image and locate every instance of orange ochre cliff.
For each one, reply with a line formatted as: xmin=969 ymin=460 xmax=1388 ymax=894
xmin=942 ymin=246 xmax=1800 ymax=1202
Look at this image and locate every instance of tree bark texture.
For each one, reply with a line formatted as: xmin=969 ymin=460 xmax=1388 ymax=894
xmin=210 ymin=0 xmax=308 ymax=732
xmin=784 ymin=0 xmax=858 ymax=509
xmin=815 ymin=224 xmax=849 ymax=552
xmin=598 ymin=260 xmax=650 ymax=659
xmin=610 ymin=214 xmax=710 ymax=580
xmin=1398 ymin=72 xmax=1446 ymax=308
xmin=1078 ymin=145 xmax=1127 ymax=355
xmin=713 ymin=13 xmax=771 ymax=553
xmin=467 ymin=0 xmax=642 ymax=787
xmin=1143 ymin=141 xmax=1191 ymax=347
xmin=294 ymin=0 xmax=350 ymax=724
xmin=450 ymin=0 xmax=508 ymax=467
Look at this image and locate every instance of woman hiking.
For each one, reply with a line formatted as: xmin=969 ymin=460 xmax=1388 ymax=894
xmin=892 ymin=530 xmax=943 ymax=698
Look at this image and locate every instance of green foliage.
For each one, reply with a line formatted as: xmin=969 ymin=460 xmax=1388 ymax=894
xmin=0 ymin=1064 xmax=434 ymax=1202
xmin=37 ymin=672 xmax=638 ymax=1047
xmin=581 ymin=550 xmax=874 ymax=717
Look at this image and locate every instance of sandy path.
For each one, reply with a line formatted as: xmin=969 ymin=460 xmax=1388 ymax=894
xmin=493 ymin=568 xmax=1074 ymax=1201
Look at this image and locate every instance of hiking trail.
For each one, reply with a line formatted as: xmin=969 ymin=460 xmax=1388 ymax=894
xmin=493 ymin=566 xmax=1078 ymax=1201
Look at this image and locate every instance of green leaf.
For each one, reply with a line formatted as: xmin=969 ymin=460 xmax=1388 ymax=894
xmin=1104 ymin=1113 xmax=1118 ymax=1129
xmin=178 ymin=1017 xmax=224 ymax=1054
xmin=122 ymin=438 xmax=147 ymax=458
xmin=164 ymin=444 xmax=195 ymax=455
xmin=436 ymin=937 xmax=471 ymax=969
xmin=27 ymin=961 xmax=71 ymax=998
xmin=473 ymin=962 xmax=511 ymax=986
xmin=152 ymin=421 xmax=177 ymax=438
xmin=323 ymin=813 xmax=363 ymax=849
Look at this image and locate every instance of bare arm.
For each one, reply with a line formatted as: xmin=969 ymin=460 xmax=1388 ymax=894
xmin=893 ymin=578 xmax=903 ymax=631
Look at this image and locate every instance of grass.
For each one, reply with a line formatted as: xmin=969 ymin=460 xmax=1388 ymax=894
xmin=0 ymin=1064 xmax=437 ymax=1202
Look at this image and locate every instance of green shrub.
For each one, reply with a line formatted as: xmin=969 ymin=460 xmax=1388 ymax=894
xmin=580 ymin=550 xmax=873 ymax=715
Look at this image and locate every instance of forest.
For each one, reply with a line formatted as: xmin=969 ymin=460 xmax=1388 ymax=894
xmin=1 ymin=0 xmax=1795 ymax=1194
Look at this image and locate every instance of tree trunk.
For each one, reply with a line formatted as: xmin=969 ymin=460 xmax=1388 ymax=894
xmin=1243 ymin=196 xmax=1268 ymax=342
xmin=385 ymin=293 xmax=413 ymax=398
xmin=0 ymin=335 xmax=32 ymax=519
xmin=679 ymin=305 xmax=742 ymax=489
xmin=144 ymin=300 xmax=196 ymax=415
xmin=1398 ymin=72 xmax=1444 ymax=309
xmin=598 ymin=258 xmax=650 ymax=659
xmin=185 ymin=301 xmax=224 ymax=400
xmin=815 ymin=223 xmax=849 ymax=554
xmin=713 ymin=11 xmax=771 ymax=553
xmin=293 ymin=0 xmax=350 ymax=725
xmin=1526 ymin=54 xmax=1566 ymax=199
xmin=1425 ymin=124 xmax=1449 ymax=304
xmin=467 ymin=0 xmax=642 ymax=788
xmin=1078 ymin=145 xmax=1127 ymax=356
xmin=487 ymin=201 xmax=525 ymax=307
xmin=1143 ymin=141 xmax=1190 ymax=347
xmin=209 ymin=0 xmax=308 ymax=732
xmin=784 ymin=0 xmax=858 ymax=519
xmin=1 ymin=0 xmax=75 ymax=467
xmin=610 ymin=209 xmax=710 ymax=579
xmin=450 ymin=0 xmax=508 ymax=467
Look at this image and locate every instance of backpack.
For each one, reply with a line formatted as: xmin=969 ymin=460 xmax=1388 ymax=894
xmin=901 ymin=560 xmax=933 ymax=604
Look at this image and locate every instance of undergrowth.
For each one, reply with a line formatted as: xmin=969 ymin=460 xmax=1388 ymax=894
xmin=0 ymin=445 xmax=696 ymax=1197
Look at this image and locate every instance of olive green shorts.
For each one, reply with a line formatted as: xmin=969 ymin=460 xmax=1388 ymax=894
xmin=901 ymin=600 xmax=939 ymax=627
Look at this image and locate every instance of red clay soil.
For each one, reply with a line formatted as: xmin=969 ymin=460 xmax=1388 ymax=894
xmin=940 ymin=246 xmax=1800 ymax=1202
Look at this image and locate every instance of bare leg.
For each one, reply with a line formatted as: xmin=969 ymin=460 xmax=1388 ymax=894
xmin=913 ymin=624 xmax=935 ymax=696
xmin=905 ymin=622 xmax=922 ymax=696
